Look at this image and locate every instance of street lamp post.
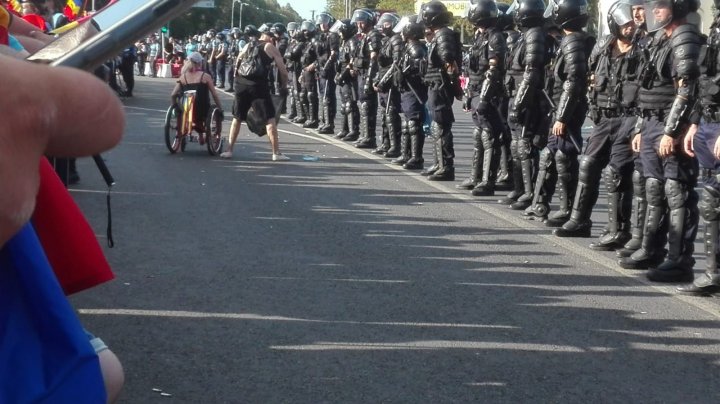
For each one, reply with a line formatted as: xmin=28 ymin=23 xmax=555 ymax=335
xmin=231 ymin=1 xmax=248 ymax=29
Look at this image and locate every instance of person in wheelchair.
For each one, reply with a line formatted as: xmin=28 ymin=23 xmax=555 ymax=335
xmin=170 ymin=51 xmax=224 ymax=138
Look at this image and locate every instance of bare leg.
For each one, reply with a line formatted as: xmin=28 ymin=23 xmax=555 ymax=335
xmin=266 ymin=119 xmax=279 ymax=155
xmin=221 ymin=118 xmax=242 ymax=157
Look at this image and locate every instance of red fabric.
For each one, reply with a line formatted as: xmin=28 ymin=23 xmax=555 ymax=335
xmin=21 ymin=13 xmax=46 ymax=31
xmin=32 ymin=158 xmax=114 ymax=295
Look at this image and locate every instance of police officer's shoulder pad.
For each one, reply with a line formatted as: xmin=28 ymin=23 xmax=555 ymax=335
xmin=671 ymin=23 xmax=703 ymax=47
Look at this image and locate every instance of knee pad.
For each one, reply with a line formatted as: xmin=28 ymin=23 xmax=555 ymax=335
xmin=430 ymin=121 xmax=442 ymax=138
xmin=632 ymin=169 xmax=646 ymax=196
xmin=555 ymin=150 xmax=572 ymax=181
xmin=480 ymin=129 xmax=494 ymax=150
xmin=538 ymin=147 xmax=554 ymax=170
xmin=401 ymin=119 xmax=409 ymax=135
xmin=701 ymin=186 xmax=720 ymax=221
xmin=604 ymin=164 xmax=622 ymax=193
xmin=360 ymin=102 xmax=369 ymax=116
xmin=646 ymin=177 xmax=665 ymax=207
xmin=517 ymin=138 xmax=532 ymax=160
xmin=665 ymin=179 xmax=688 ymax=210
xmin=408 ymin=119 xmax=421 ymax=136
xmin=578 ymin=155 xmax=599 ymax=184
xmin=472 ymin=127 xmax=482 ymax=144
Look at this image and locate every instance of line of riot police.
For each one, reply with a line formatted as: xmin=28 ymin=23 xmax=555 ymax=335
xmin=272 ymin=0 xmax=720 ymax=295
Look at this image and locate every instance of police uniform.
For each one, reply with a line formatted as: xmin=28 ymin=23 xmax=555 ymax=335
xmin=458 ymin=23 xmax=506 ymax=196
xmin=554 ymin=29 xmax=640 ymax=244
xmin=316 ymin=29 xmax=341 ymax=134
xmin=334 ymin=21 xmax=360 ymax=141
xmin=374 ymin=30 xmax=404 ymax=157
xmin=619 ymin=17 xmax=702 ymax=283
xmin=354 ymin=26 xmax=383 ymax=148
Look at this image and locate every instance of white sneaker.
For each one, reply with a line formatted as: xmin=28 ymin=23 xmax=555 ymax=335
xmin=219 ymin=151 xmax=233 ymax=159
xmin=272 ymin=153 xmax=290 ymax=161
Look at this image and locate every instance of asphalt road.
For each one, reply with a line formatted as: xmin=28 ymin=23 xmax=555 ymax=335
xmin=70 ymin=76 xmax=720 ymax=403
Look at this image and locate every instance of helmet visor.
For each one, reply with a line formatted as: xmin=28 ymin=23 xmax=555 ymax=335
xmin=543 ymin=0 xmax=558 ymax=19
xmin=507 ymin=0 xmax=520 ymax=15
xmin=610 ymin=1 xmax=634 ymax=27
xmin=393 ymin=15 xmax=418 ymax=34
xmin=644 ymin=0 xmax=672 ymax=32
xmin=329 ymin=19 xmax=344 ymax=34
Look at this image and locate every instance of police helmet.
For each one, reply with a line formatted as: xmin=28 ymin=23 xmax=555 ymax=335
xmin=230 ymin=27 xmax=241 ymax=37
xmin=331 ymin=18 xmax=358 ymax=41
xmin=508 ymin=0 xmax=546 ymax=28
xmin=544 ymin=0 xmax=590 ymax=30
xmin=420 ymin=1 xmax=454 ymax=29
xmin=215 ymin=32 xmax=226 ymax=41
xmin=270 ymin=23 xmax=287 ymax=38
xmin=468 ymin=0 xmax=499 ymax=28
xmin=607 ymin=1 xmax=634 ymax=38
xmin=403 ymin=20 xmax=426 ymax=41
xmin=244 ymin=25 xmax=260 ymax=38
xmin=300 ymin=20 xmax=317 ymax=38
xmin=315 ymin=12 xmax=335 ymax=29
xmin=351 ymin=8 xmax=375 ymax=27
xmin=496 ymin=2 xmax=516 ymax=30
xmin=644 ymin=0 xmax=699 ymax=32
xmin=376 ymin=13 xmax=400 ymax=36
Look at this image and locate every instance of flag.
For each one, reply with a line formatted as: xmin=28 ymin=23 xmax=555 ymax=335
xmin=7 ymin=0 xmax=21 ymax=14
xmin=33 ymin=158 xmax=115 ymax=295
xmin=66 ymin=0 xmax=81 ymax=16
xmin=0 ymin=224 xmax=107 ymax=403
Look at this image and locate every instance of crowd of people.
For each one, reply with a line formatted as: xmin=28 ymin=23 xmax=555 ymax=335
xmin=198 ymin=0 xmax=720 ymax=296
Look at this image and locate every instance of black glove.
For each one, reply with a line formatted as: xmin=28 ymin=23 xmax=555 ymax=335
xmin=279 ymin=87 xmax=289 ymax=97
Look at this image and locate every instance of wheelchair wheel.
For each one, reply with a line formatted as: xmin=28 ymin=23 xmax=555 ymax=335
xmin=206 ymin=107 xmax=224 ymax=156
xmin=164 ymin=105 xmax=183 ymax=153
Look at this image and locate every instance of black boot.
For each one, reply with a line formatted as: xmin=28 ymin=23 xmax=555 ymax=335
xmin=403 ymin=120 xmax=424 ymax=170
xmin=679 ymin=188 xmax=720 ymax=294
xmin=591 ymin=166 xmax=632 ymax=250
xmin=317 ymin=99 xmax=335 ymax=134
xmin=511 ymin=157 xmax=535 ymax=210
xmin=500 ymin=159 xmax=523 ymax=205
xmin=421 ymin=123 xmax=440 ymax=176
xmin=384 ymin=105 xmax=402 ymax=159
xmin=427 ymin=124 xmax=455 ymax=181
xmin=355 ymin=101 xmax=376 ymax=148
xmin=648 ymin=180 xmax=698 ymax=283
xmin=546 ymin=150 xmax=576 ymax=228
xmin=521 ymin=148 xmax=554 ymax=219
xmin=496 ymin=143 xmax=512 ymax=188
xmin=619 ymin=178 xmax=667 ymax=269
xmin=471 ymin=129 xmax=497 ymax=196
xmin=457 ymin=129 xmax=482 ymax=190
xmin=617 ymin=170 xmax=647 ymax=257
xmin=392 ymin=121 xmax=411 ymax=165
xmin=334 ymin=103 xmax=349 ymax=139
xmin=554 ymin=155 xmax=600 ymax=237
xmin=302 ymin=93 xmax=319 ymax=128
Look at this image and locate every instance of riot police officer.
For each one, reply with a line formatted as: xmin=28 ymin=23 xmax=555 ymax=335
xmin=288 ymin=24 xmax=309 ymax=124
xmin=389 ymin=16 xmax=428 ymax=170
xmin=501 ymin=0 xmax=550 ymax=208
xmin=226 ymin=28 xmax=242 ymax=93
xmin=554 ymin=1 xmax=638 ymax=243
xmin=373 ymin=13 xmax=403 ymax=158
xmin=205 ymin=29 xmax=218 ymax=83
xmin=315 ymin=13 xmax=341 ymax=135
xmin=457 ymin=0 xmax=507 ymax=196
xmin=615 ymin=0 xmax=649 ymax=260
xmin=679 ymin=0 xmax=720 ymax=294
xmin=351 ymin=8 xmax=383 ymax=148
xmin=524 ymin=0 xmax=591 ymax=226
xmin=331 ymin=19 xmax=361 ymax=141
xmin=619 ymin=0 xmax=702 ymax=284
xmin=420 ymin=1 xmax=463 ymax=181
xmin=496 ymin=2 xmax=520 ymax=188
xmin=299 ymin=21 xmax=320 ymax=128
xmin=284 ymin=22 xmax=301 ymax=120
xmin=212 ymin=32 xmax=228 ymax=89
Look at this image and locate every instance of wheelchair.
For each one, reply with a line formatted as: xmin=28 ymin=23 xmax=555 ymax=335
xmin=164 ymin=88 xmax=224 ymax=155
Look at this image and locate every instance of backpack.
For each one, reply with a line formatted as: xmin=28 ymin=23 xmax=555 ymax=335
xmin=237 ymin=40 xmax=267 ymax=80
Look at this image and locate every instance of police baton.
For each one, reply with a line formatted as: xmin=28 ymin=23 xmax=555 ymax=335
xmin=542 ymin=89 xmax=582 ymax=154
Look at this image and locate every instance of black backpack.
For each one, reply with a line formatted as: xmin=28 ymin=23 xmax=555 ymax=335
xmin=237 ymin=40 xmax=267 ymax=80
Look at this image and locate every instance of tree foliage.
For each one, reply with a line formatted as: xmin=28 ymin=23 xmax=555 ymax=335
xmin=166 ymin=0 xmax=302 ymax=38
